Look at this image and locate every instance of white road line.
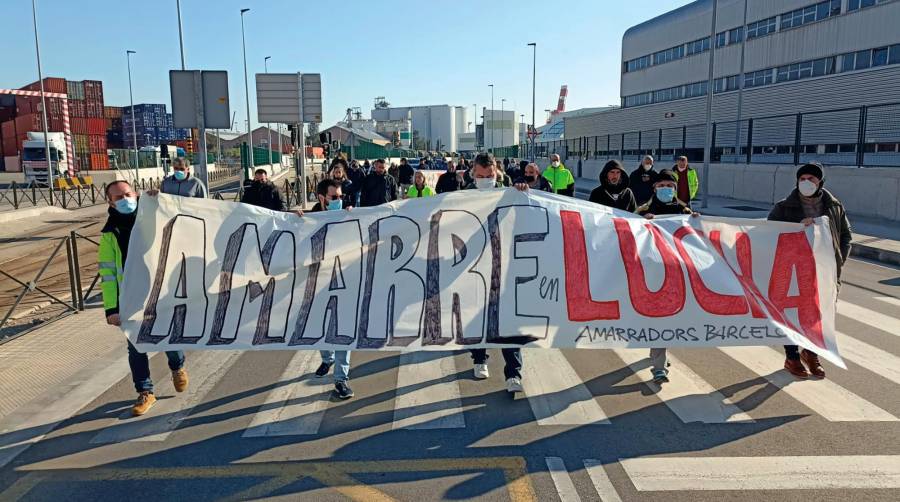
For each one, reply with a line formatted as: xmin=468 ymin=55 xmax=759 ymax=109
xmin=718 ymin=346 xmax=897 ymax=422
xmin=242 ymin=351 xmax=333 ymax=437
xmin=620 ymin=455 xmax=900 ymax=490
xmin=612 ymin=349 xmax=754 ymax=424
xmin=837 ymin=331 xmax=900 ymax=386
xmin=521 ymin=350 xmax=610 ymax=425
xmin=875 ymin=296 xmax=900 ymax=308
xmin=392 ymin=352 xmax=465 ymax=430
xmin=583 ymin=460 xmax=623 ymax=502
xmin=0 ymin=350 xmax=129 ymax=468
xmin=838 ymin=299 xmax=900 ymax=337
xmin=90 ymin=350 xmax=242 ymax=444
xmin=545 ymin=457 xmax=582 ymax=502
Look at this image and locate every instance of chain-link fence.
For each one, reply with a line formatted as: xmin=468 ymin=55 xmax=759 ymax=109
xmin=526 ymin=101 xmax=900 ymax=167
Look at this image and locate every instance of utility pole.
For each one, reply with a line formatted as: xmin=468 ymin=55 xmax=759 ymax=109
xmin=240 ymin=8 xmax=253 ymax=183
xmin=528 ymin=42 xmax=536 ymax=161
xmin=126 ymin=50 xmax=139 ymax=182
xmin=489 ymin=84 xmax=494 ymax=151
xmin=31 ymin=0 xmax=55 ymax=198
xmin=734 ymin=0 xmax=749 ymax=161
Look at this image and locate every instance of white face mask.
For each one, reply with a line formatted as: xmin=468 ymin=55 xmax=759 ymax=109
xmin=475 ymin=178 xmax=495 ymax=190
xmin=551 ymin=161 xmax=560 ymax=168
xmin=798 ymin=180 xmax=818 ymax=197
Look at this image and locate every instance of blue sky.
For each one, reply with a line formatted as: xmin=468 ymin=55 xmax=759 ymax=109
xmin=1 ymin=0 xmax=689 ymax=130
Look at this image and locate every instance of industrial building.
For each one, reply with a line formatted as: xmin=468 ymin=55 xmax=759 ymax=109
xmin=549 ymin=0 xmax=900 ymax=168
xmin=371 ymin=105 xmax=467 ymax=152
xmin=482 ymin=109 xmax=519 ymax=150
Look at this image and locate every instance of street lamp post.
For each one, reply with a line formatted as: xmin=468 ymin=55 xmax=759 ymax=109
xmin=500 ymin=98 xmax=506 ymax=150
xmin=701 ymin=0 xmax=718 ymax=209
xmin=240 ymin=8 xmax=253 ymax=183
xmin=30 ymin=0 xmax=56 ymax=197
xmin=488 ymin=84 xmax=494 ymax=152
xmin=520 ymin=114 xmax=525 ymax=155
xmin=126 ymin=50 xmax=139 ymax=182
xmin=175 ymin=0 xmax=185 ymax=69
xmin=528 ymin=42 xmax=537 ymax=161
xmin=264 ymin=56 xmax=273 ymax=171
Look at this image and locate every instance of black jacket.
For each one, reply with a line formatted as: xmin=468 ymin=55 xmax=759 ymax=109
xmin=768 ymin=188 xmax=852 ymax=277
xmin=628 ymin=166 xmax=658 ymax=206
xmin=398 ymin=163 xmax=415 ymax=185
xmin=436 ymin=171 xmax=462 ymax=193
xmin=359 ymin=172 xmax=399 ymax=207
xmin=514 ymin=175 xmax=553 ymax=192
xmin=346 ymin=167 xmax=365 ymax=196
xmin=241 ymin=181 xmax=286 ymax=211
xmin=637 ymin=196 xmax=692 ymax=216
xmin=589 ymin=164 xmax=637 ymax=213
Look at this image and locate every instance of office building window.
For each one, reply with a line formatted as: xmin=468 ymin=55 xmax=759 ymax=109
xmin=687 ymin=37 xmax=710 ymax=56
xmin=777 ymin=57 xmax=835 ymax=82
xmin=781 ymin=0 xmax=841 ymax=30
xmin=684 ymin=81 xmax=708 ymax=98
xmin=653 ymin=86 xmax=683 ymax=103
xmin=714 ymin=75 xmax=739 ymax=93
xmin=848 ymin=0 xmax=890 ymax=11
xmin=623 ymin=92 xmax=652 ymax=107
xmin=873 ymin=46 xmax=889 ymax=66
xmin=747 ymin=16 xmax=777 ymax=39
xmin=744 ymin=69 xmax=774 ymax=88
xmin=716 ymin=32 xmax=727 ymax=48
xmin=855 ymin=49 xmax=872 ymax=69
xmin=653 ymin=45 xmax=685 ymax=65
xmin=890 ymin=44 xmax=900 ymax=64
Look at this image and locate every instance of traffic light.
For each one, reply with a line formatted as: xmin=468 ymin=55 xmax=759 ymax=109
xmin=319 ymin=131 xmax=332 ymax=146
xmin=288 ymin=124 xmax=297 ymax=145
xmin=323 ymin=144 xmax=331 ymax=157
xmin=160 ymin=144 xmax=169 ymax=159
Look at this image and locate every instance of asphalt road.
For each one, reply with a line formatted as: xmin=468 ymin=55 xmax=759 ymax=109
xmin=0 ymin=256 xmax=896 ymax=501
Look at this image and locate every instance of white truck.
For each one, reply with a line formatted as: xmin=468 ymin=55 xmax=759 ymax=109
xmin=22 ymin=131 xmax=70 ymax=185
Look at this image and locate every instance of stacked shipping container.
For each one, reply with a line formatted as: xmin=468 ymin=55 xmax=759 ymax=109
xmin=121 ymin=103 xmax=190 ymax=148
xmin=67 ymin=79 xmax=108 ymax=169
xmin=105 ymin=106 xmax=124 ymax=149
xmin=0 ymin=78 xmax=68 ymax=165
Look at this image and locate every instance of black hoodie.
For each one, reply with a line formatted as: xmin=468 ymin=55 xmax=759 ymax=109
xmin=590 ymin=163 xmax=637 ymax=212
xmin=628 ymin=164 xmax=658 ymax=205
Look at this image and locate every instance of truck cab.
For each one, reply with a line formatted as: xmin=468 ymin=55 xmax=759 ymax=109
xmin=22 ymin=132 xmax=69 ymax=185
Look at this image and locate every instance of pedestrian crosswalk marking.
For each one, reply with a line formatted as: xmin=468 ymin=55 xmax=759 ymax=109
xmin=718 ymin=346 xmax=898 ymax=422
xmin=875 ymin=296 xmax=900 ymax=308
xmin=392 ymin=351 xmax=465 ymax=430
xmin=520 ymin=349 xmax=611 ymax=425
xmin=242 ymin=351 xmax=333 ymax=437
xmin=612 ymin=349 xmax=755 ymax=424
xmin=619 ymin=455 xmax=900 ymax=490
xmin=583 ymin=460 xmax=623 ymax=502
xmin=837 ymin=331 xmax=900 ymax=386
xmin=545 ymin=457 xmax=582 ymax=501
xmin=90 ymin=350 xmax=242 ymax=444
xmin=838 ymin=299 xmax=900 ymax=337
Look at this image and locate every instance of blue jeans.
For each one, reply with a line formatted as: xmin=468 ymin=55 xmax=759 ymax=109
xmin=127 ymin=341 xmax=185 ymax=393
xmin=320 ymin=350 xmax=351 ymax=382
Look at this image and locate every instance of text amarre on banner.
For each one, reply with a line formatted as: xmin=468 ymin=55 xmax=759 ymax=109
xmin=120 ymin=190 xmax=842 ymax=367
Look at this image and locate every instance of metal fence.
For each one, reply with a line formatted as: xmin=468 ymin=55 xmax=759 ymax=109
xmin=522 ymin=101 xmax=900 ymax=167
xmin=0 ymin=231 xmax=100 ymax=344
xmin=0 ymin=167 xmax=242 ymax=210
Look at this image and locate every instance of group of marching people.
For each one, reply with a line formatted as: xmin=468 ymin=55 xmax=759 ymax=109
xmin=98 ymin=148 xmax=849 ymax=417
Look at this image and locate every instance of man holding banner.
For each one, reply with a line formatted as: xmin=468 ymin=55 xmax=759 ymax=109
xmin=768 ymin=162 xmax=851 ymax=379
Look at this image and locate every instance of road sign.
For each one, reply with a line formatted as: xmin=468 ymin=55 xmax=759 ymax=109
xmin=256 ymin=73 xmax=323 ymax=124
xmin=169 ymin=70 xmax=230 ymax=128
xmin=300 ymin=74 xmax=322 ymax=123
xmin=256 ymin=73 xmax=302 ymax=124
xmin=528 ymin=127 xmax=539 ymax=139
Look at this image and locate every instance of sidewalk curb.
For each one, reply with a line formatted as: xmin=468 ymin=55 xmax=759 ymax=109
xmin=574 ymin=185 xmax=900 ymax=268
xmin=0 ymin=205 xmax=68 ymax=224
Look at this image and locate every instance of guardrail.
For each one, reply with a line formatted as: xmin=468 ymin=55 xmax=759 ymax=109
xmin=210 ymin=172 xmax=325 ymax=207
xmin=0 ymin=167 xmax=243 ymax=211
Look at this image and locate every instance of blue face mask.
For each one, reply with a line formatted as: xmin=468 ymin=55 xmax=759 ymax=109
xmin=656 ymin=186 xmax=676 ymax=203
xmin=173 ymin=170 xmax=187 ymax=181
xmin=115 ymin=197 xmax=138 ymax=214
xmin=327 ymin=198 xmax=343 ymax=211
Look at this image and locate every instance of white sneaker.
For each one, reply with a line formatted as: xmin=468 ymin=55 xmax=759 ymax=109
xmin=506 ymin=377 xmax=523 ymax=393
xmin=474 ymin=364 xmax=490 ymax=379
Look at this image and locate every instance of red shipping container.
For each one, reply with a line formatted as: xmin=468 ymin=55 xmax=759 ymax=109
xmin=83 ymin=80 xmax=103 ymax=101
xmin=104 ymin=106 xmax=123 ymax=119
xmin=71 ymin=117 xmax=89 ymax=135
xmin=67 ymin=99 xmax=86 ymax=117
xmin=89 ymin=153 xmax=109 ymax=169
xmin=2 ymin=119 xmax=16 ymax=140
xmin=22 ymin=77 xmax=66 ymax=94
xmin=86 ymin=118 xmax=106 ymax=135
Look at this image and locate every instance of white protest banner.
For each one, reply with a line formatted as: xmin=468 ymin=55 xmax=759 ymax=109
xmin=120 ymin=190 xmax=842 ymax=366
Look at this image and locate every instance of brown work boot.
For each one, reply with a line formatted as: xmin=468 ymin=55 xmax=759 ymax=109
xmin=132 ymin=391 xmax=157 ymax=416
xmin=172 ymin=368 xmax=189 ymax=392
xmin=784 ymin=358 xmax=809 ymax=379
xmin=800 ymin=350 xmax=825 ymax=379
